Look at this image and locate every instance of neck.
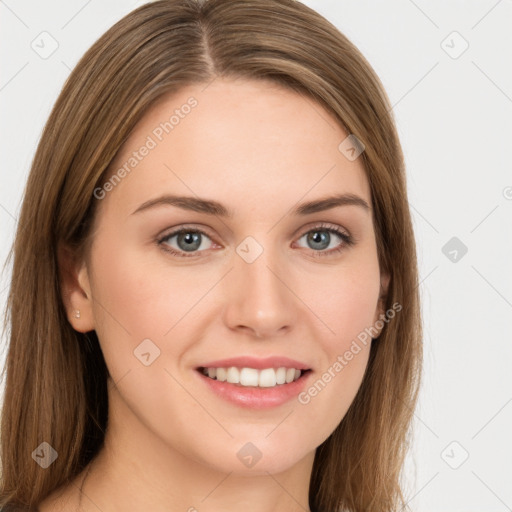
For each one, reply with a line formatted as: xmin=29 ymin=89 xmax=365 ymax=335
xmin=78 ymin=385 xmax=315 ymax=512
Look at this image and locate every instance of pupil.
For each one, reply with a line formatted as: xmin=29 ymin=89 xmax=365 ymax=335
xmin=308 ymin=231 xmax=329 ymax=250
xmin=179 ymin=232 xmax=201 ymax=251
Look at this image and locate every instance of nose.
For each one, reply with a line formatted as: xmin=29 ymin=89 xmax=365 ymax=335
xmin=222 ymin=246 xmax=297 ymax=339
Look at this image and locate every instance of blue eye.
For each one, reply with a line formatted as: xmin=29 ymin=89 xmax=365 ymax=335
xmin=296 ymin=224 xmax=353 ymax=256
xmin=157 ymin=223 xmax=353 ymax=258
xmin=158 ymin=228 xmax=213 ymax=257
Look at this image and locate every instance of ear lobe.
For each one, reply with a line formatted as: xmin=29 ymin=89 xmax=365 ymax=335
xmin=57 ymin=243 xmax=95 ymax=333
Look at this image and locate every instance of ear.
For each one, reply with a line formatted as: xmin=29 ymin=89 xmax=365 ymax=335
xmin=372 ymin=271 xmax=391 ymax=337
xmin=57 ymin=243 xmax=95 ymax=333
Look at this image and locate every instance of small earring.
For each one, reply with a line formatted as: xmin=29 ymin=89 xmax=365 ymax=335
xmin=74 ymin=309 xmax=81 ymax=319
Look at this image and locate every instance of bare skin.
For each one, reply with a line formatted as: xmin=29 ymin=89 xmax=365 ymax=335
xmin=40 ymin=77 xmax=388 ymax=512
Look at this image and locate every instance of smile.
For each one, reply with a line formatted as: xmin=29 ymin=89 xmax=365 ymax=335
xmin=199 ymin=366 xmax=309 ymax=388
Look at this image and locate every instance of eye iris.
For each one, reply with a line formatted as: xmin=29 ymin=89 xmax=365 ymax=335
xmin=307 ymin=230 xmax=330 ymax=250
xmin=178 ymin=232 xmax=201 ymax=252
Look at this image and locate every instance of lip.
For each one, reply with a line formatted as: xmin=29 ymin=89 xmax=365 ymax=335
xmin=195 ymin=368 xmax=313 ymax=409
xmin=197 ymin=356 xmax=311 ymax=371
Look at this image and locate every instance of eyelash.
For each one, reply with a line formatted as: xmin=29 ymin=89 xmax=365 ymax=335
xmin=156 ymin=223 xmax=354 ymax=259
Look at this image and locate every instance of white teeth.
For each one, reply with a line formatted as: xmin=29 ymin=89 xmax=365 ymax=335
xmin=201 ymin=366 xmax=306 ymax=388
xmin=259 ymin=368 xmax=276 ymax=387
xmin=226 ymin=367 xmax=240 ymax=384
xmin=276 ymin=367 xmax=286 ymax=385
xmin=285 ymin=368 xmax=296 ymax=383
xmin=240 ymin=367 xmax=259 ymax=386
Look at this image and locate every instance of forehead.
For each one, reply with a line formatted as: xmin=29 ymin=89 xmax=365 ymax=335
xmin=100 ymin=77 xmax=371 ymax=219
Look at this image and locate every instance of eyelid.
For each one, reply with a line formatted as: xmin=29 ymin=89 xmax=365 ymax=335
xmin=157 ymin=222 xmax=354 ymax=258
xmin=293 ymin=222 xmax=354 ymax=255
xmin=157 ymin=224 xmax=217 ymax=241
xmin=156 ymin=224 xmax=218 ymax=256
xmin=295 ymin=221 xmax=350 ymax=239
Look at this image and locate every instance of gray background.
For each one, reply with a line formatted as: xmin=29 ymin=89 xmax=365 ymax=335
xmin=1 ymin=1 xmax=511 ymax=510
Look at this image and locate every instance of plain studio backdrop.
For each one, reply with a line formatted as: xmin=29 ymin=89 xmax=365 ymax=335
xmin=0 ymin=1 xmax=511 ymax=510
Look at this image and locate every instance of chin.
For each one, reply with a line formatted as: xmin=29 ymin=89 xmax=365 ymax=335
xmin=194 ymin=434 xmax=313 ymax=476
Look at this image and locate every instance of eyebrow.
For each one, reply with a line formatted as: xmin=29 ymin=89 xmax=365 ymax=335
xmin=131 ymin=193 xmax=370 ymax=217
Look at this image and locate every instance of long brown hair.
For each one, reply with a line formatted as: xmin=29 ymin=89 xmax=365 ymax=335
xmin=0 ymin=1 xmax=422 ymax=510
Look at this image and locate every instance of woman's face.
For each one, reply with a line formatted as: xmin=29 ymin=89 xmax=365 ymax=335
xmin=72 ymin=77 xmax=387 ymax=476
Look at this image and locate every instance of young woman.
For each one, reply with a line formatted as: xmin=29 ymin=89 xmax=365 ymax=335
xmin=0 ymin=1 xmax=422 ymax=511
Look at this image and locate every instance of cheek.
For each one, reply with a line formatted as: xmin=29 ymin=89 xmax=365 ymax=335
xmin=298 ymin=257 xmax=381 ymax=345
xmin=293 ymin=275 xmax=377 ymax=445
xmin=88 ymin=239 xmax=199 ymax=338
xmin=284 ymin=254 xmax=379 ymax=434
xmin=87 ymin=239 xmax=218 ymax=387
xmin=293 ymin=341 xmax=371 ymax=456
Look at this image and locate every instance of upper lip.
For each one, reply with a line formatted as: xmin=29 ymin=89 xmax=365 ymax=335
xmin=197 ymin=356 xmax=311 ymax=371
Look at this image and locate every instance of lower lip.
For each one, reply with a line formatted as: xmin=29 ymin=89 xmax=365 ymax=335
xmin=196 ymin=370 xmax=312 ymax=409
